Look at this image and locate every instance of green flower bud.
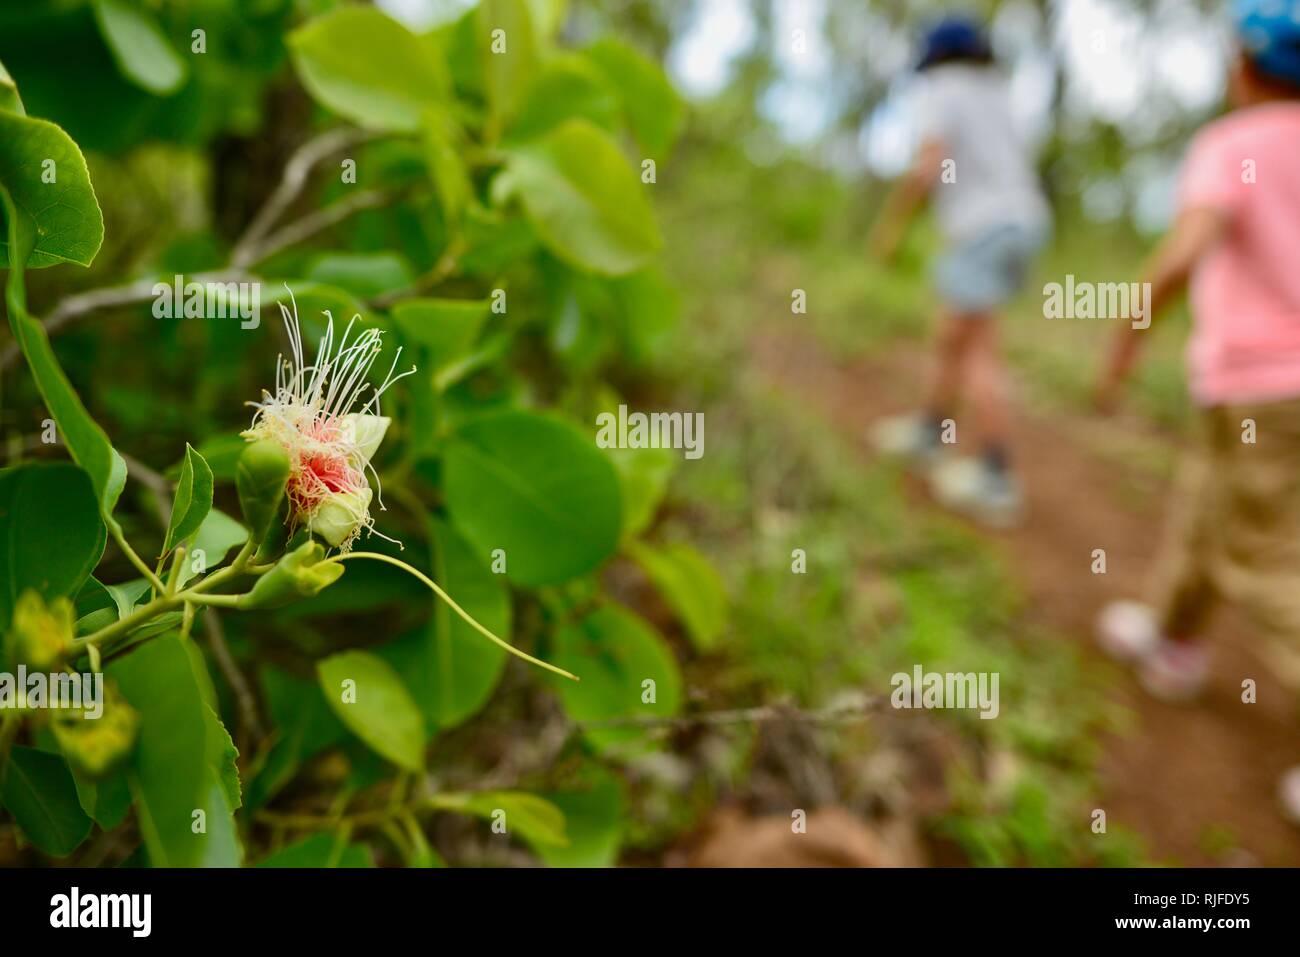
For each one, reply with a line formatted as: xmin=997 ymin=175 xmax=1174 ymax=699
xmin=254 ymin=496 xmax=291 ymax=565
xmin=308 ymin=486 xmax=372 ymax=548
xmin=237 ymin=438 xmax=291 ymax=544
xmin=51 ymin=681 xmax=140 ymax=779
xmin=237 ymin=541 xmax=345 ymax=610
xmin=10 ymin=590 xmax=74 ymax=671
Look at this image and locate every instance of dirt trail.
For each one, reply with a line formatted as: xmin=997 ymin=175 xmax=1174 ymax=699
xmin=751 ymin=325 xmax=1300 ymax=866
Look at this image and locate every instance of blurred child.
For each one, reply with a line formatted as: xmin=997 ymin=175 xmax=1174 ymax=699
xmin=1094 ymin=0 xmax=1300 ymax=823
xmin=868 ymin=16 xmax=1050 ymax=528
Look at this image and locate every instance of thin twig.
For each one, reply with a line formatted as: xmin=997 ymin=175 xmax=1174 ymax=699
xmin=231 ymin=126 xmax=387 ymax=268
xmin=0 ymin=270 xmax=251 ymax=371
xmin=369 ymin=236 xmax=467 ymax=309
xmin=576 ymin=698 xmax=883 ymax=730
xmin=204 ymin=606 xmax=266 ymax=747
xmin=240 ymin=188 xmax=390 ymax=267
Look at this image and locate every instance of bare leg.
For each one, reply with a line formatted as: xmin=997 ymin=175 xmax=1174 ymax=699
xmin=964 ymin=316 xmax=1012 ymax=452
xmin=923 ymin=309 xmax=984 ymax=421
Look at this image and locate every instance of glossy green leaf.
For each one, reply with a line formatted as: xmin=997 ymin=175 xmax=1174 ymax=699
xmin=627 ymin=540 xmax=727 ymax=651
xmin=550 ymin=604 xmax=683 ymax=753
xmin=443 ymin=409 xmax=621 ymax=586
xmin=306 ymin=251 xmax=415 ymax=299
xmin=479 ymin=0 xmax=539 ymax=136
xmin=0 ymin=58 xmax=24 ymax=115
xmin=504 ymin=119 xmax=660 ymax=275
xmin=584 ymin=37 xmax=685 ymax=158
xmin=92 ymin=0 xmax=186 ymax=95
xmin=289 ymin=6 xmax=445 ymax=131
xmin=0 ymin=111 xmax=104 ymax=267
xmin=164 ymin=443 xmax=213 ymax=552
xmin=317 ymin=650 xmax=425 ymax=772
xmin=1 ymin=184 xmax=123 ymax=519
xmin=0 ymin=463 xmax=105 ymax=628
xmin=257 ymin=833 xmax=374 ymax=868
xmin=176 ymin=508 xmax=248 ymax=589
xmin=605 ymin=442 xmax=676 ymax=538
xmin=379 ymin=518 xmax=509 ymax=731
xmin=391 ymin=297 xmax=490 ymax=376
xmin=539 ymin=768 xmax=625 ymax=867
xmin=73 ymin=767 xmax=131 ymax=830
xmin=109 ymin=633 xmax=240 ymax=866
xmin=505 ymin=53 xmax=620 ymax=142
xmin=433 ymin=790 xmax=567 ymax=847
xmin=0 ymin=746 xmax=93 ymax=856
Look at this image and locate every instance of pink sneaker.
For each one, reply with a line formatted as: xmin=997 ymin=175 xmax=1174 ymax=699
xmin=1138 ymin=640 xmax=1210 ymax=702
xmin=1280 ymin=767 xmax=1300 ymax=826
xmin=1096 ymin=601 xmax=1161 ymax=662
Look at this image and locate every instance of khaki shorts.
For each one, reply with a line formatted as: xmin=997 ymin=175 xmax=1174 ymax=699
xmin=1151 ymin=396 xmax=1300 ymax=691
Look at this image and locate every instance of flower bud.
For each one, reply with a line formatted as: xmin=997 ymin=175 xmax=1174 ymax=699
xmin=307 ymin=486 xmax=373 ymax=548
xmin=51 ymin=681 xmax=140 ymax=779
xmin=10 ymin=590 xmax=74 ymax=671
xmin=341 ymin=413 xmax=390 ymax=461
xmin=237 ymin=438 xmax=292 ymax=543
xmin=237 ymin=541 xmax=345 ymax=610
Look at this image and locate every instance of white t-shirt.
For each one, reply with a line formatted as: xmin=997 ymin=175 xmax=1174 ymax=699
xmin=915 ymin=64 xmax=1050 ymax=243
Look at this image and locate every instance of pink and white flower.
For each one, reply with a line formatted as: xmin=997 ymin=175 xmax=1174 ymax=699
xmin=243 ymin=291 xmax=414 ymax=550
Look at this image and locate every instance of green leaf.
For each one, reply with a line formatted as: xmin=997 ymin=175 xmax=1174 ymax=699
xmin=610 ymin=266 xmax=680 ymax=365
xmin=422 ymin=112 xmax=471 ymax=225
xmin=550 ymin=604 xmax=683 ymax=753
xmin=0 ymin=111 xmax=105 ymax=268
xmin=73 ymin=768 xmax=131 ymax=830
xmin=1 ymin=183 xmax=123 ymax=520
xmin=605 ymin=442 xmax=676 ymax=538
xmin=306 ymin=251 xmax=415 ymax=299
xmin=176 ymin=509 xmax=248 ymax=589
xmin=0 ymin=746 xmax=93 ymax=856
xmin=478 ymin=0 xmax=539 ymax=137
xmin=109 ymin=634 xmax=240 ymax=866
xmin=379 ymin=518 xmax=509 ymax=731
xmin=539 ymin=768 xmax=625 ymax=867
xmin=584 ymin=38 xmax=685 ymax=158
xmin=433 ymin=790 xmax=567 ymax=847
xmin=0 ymin=58 xmax=25 ymax=115
xmin=627 ymin=540 xmax=727 ymax=651
xmin=247 ymin=667 xmax=348 ymax=808
xmin=505 ymin=53 xmax=620 ymax=142
xmin=443 ymin=409 xmax=621 ymax=586
xmin=391 ymin=297 xmax=490 ymax=376
xmin=164 ymin=444 xmax=213 ymax=552
xmin=289 ymin=6 xmax=446 ymax=131
xmin=0 ymin=463 xmax=105 ymax=628
xmin=92 ymin=0 xmax=187 ymax=95
xmin=317 ymin=650 xmax=425 ymax=772
xmin=504 ymin=119 xmax=660 ymax=275
xmin=257 ymin=833 xmax=374 ymax=868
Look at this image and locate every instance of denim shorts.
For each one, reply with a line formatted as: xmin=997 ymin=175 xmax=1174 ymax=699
xmin=934 ymin=221 xmax=1047 ymax=313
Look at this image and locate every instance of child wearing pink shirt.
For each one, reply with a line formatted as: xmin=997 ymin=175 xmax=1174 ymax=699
xmin=1094 ymin=0 xmax=1300 ymax=824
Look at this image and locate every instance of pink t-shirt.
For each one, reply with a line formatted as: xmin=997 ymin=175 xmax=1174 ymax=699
xmin=1178 ymin=102 xmax=1300 ymax=406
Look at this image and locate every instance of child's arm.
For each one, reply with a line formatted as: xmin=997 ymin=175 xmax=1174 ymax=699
xmin=868 ymin=138 xmax=946 ymax=261
xmin=1094 ymin=206 xmax=1230 ymax=411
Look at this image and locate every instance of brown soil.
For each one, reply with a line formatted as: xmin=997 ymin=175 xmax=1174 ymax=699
xmin=749 ymin=324 xmax=1300 ymax=867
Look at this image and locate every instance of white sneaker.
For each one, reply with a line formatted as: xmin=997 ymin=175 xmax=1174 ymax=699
xmin=869 ymin=413 xmax=941 ymax=466
xmin=1096 ymin=601 xmax=1162 ymax=662
xmin=1138 ymin=639 xmax=1210 ymax=702
xmin=1279 ymin=767 xmax=1300 ymax=826
xmin=928 ymin=457 xmax=1024 ymax=528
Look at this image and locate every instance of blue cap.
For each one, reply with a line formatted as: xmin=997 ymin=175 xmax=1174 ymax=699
xmin=916 ymin=16 xmax=992 ymax=71
xmin=1235 ymin=0 xmax=1300 ymax=87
